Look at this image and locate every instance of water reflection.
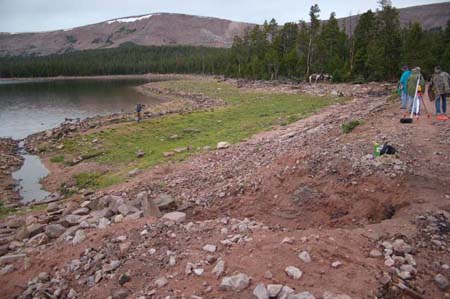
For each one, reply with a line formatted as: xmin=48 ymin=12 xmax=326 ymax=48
xmin=0 ymin=78 xmax=164 ymax=139
xmin=1 ymin=78 xmax=164 ymax=203
xmin=12 ymin=153 xmax=50 ymax=203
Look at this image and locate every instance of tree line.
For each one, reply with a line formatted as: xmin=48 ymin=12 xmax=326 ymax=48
xmin=0 ymin=44 xmax=230 ymax=77
xmin=229 ymin=1 xmax=450 ymax=82
xmin=1 ymin=2 xmax=449 ymax=82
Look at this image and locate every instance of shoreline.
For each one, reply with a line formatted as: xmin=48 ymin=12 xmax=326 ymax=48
xmin=0 ymin=74 xmax=193 ymax=207
xmin=0 ymin=138 xmax=23 ymax=208
xmin=2 ymin=75 xmax=382 ymax=208
xmin=0 ymin=73 xmax=192 ymax=83
xmin=17 ymin=76 xmax=227 ymax=204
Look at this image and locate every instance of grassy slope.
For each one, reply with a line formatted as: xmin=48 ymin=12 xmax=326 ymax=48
xmin=50 ymin=79 xmax=345 ymax=189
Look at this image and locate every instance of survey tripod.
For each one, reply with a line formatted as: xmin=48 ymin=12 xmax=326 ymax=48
xmin=401 ymin=75 xmax=431 ymax=123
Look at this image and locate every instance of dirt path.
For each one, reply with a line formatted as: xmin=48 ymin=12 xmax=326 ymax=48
xmin=1 ymin=84 xmax=449 ymax=299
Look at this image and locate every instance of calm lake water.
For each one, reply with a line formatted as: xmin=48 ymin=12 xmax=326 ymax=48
xmin=0 ymin=78 xmax=164 ymax=203
xmin=0 ymin=78 xmax=164 ymax=139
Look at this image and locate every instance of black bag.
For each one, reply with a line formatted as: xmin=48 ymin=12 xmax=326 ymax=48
xmin=380 ymin=143 xmax=397 ymax=155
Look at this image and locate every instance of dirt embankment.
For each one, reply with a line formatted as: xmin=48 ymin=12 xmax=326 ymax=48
xmin=0 ymin=138 xmax=23 ymax=207
xmin=0 ymin=80 xmax=449 ymax=299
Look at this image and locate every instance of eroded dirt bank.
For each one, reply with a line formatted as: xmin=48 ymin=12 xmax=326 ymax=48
xmin=0 ymin=80 xmax=449 ymax=299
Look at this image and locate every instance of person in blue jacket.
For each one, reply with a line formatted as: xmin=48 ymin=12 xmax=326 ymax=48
xmin=136 ymin=103 xmax=143 ymax=123
xmin=398 ymin=65 xmax=412 ymax=109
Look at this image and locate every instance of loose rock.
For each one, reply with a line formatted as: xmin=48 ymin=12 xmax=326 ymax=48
xmin=253 ymin=283 xmax=269 ymax=299
xmin=285 ymin=266 xmax=303 ymax=279
xmin=219 ymin=273 xmax=250 ymax=291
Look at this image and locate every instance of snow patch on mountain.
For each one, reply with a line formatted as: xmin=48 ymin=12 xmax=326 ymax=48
xmin=107 ymin=14 xmax=156 ymax=24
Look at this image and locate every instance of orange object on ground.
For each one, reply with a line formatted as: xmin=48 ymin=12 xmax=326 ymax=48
xmin=436 ymin=115 xmax=449 ymax=121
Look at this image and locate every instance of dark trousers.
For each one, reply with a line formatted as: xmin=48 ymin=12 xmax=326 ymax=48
xmin=435 ymin=94 xmax=447 ymax=114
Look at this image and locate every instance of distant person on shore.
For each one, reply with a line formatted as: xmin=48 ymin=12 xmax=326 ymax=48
xmin=398 ymin=65 xmax=411 ymax=109
xmin=430 ymin=66 xmax=450 ymax=117
xmin=406 ymin=67 xmax=425 ymax=115
xmin=136 ymin=103 xmax=144 ymax=123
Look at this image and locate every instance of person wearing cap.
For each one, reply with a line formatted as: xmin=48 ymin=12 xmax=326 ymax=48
xmin=430 ymin=66 xmax=450 ymax=117
xmin=406 ymin=67 xmax=425 ymax=115
xmin=398 ymin=65 xmax=411 ymax=109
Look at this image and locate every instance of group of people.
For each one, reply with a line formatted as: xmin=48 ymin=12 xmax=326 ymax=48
xmin=398 ymin=65 xmax=450 ymax=118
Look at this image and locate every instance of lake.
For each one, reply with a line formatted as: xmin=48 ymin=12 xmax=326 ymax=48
xmin=0 ymin=78 xmax=165 ymax=140
xmin=0 ymin=78 xmax=165 ymax=203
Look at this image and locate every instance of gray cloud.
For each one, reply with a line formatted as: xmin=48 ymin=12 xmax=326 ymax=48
xmin=0 ymin=0 xmax=445 ymax=32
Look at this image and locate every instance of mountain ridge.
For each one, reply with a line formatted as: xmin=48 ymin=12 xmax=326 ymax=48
xmin=0 ymin=2 xmax=449 ymax=57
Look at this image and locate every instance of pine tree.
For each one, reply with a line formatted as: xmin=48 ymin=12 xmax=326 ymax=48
xmin=318 ymin=12 xmax=348 ymax=78
xmin=307 ymin=4 xmax=321 ymax=76
xmin=352 ymin=10 xmax=376 ymax=80
xmin=401 ymin=23 xmax=427 ymax=72
xmin=296 ymin=21 xmax=309 ymax=79
xmin=376 ymin=1 xmax=402 ymax=80
xmin=442 ymin=20 xmax=450 ymax=71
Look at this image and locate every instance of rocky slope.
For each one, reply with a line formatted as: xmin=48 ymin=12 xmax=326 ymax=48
xmin=0 ymin=13 xmax=254 ymax=56
xmin=339 ymin=2 xmax=450 ymax=34
xmin=1 ymin=80 xmax=449 ymax=299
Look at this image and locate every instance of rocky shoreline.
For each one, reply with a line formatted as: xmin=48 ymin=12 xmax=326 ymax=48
xmin=0 ymin=77 xmax=227 ymax=209
xmin=0 ymin=138 xmax=23 ymax=208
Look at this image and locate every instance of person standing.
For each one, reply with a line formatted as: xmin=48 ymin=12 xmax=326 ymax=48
xmin=430 ymin=66 xmax=450 ymax=117
xmin=406 ymin=67 xmax=425 ymax=115
xmin=136 ymin=103 xmax=143 ymax=123
xmin=398 ymin=65 xmax=411 ymax=109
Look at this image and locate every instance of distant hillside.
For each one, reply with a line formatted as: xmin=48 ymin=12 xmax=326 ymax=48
xmin=339 ymin=2 xmax=450 ymax=33
xmin=0 ymin=13 xmax=255 ymax=57
xmin=0 ymin=2 xmax=449 ymax=57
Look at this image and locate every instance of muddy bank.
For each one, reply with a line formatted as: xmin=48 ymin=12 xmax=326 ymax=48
xmin=0 ymin=138 xmax=23 ymax=207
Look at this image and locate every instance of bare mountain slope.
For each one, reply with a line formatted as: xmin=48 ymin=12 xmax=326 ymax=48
xmin=0 ymin=13 xmax=255 ymax=56
xmin=339 ymin=2 xmax=450 ymax=33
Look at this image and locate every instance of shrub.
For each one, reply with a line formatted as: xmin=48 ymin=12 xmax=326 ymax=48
xmin=50 ymin=155 xmax=64 ymax=163
xmin=341 ymin=120 xmax=363 ymax=134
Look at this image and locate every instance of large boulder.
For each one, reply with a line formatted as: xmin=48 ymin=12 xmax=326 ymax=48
xmin=90 ymin=208 xmax=114 ymax=221
xmin=45 ymin=224 xmax=66 ymax=239
xmin=71 ymin=208 xmax=90 ymax=216
xmin=117 ymin=204 xmax=139 ymax=216
xmin=26 ymin=233 xmax=49 ymax=247
xmin=6 ymin=218 xmax=25 ymax=229
xmin=141 ymin=192 xmax=162 ymax=218
xmin=15 ymin=227 xmax=29 ymax=241
xmin=72 ymin=230 xmax=86 ymax=245
xmin=212 ymin=259 xmax=225 ymax=278
xmin=62 ymin=215 xmax=83 ymax=227
xmin=27 ymin=223 xmax=45 ymax=238
xmin=253 ymin=283 xmax=269 ymax=299
xmin=16 ymin=223 xmax=46 ymax=240
xmin=153 ymin=193 xmax=175 ymax=208
xmin=162 ymin=212 xmax=186 ymax=223
xmin=285 ymin=266 xmax=303 ymax=280
xmin=107 ymin=195 xmax=126 ymax=213
xmin=217 ymin=142 xmax=231 ymax=149
xmin=219 ymin=273 xmax=250 ymax=292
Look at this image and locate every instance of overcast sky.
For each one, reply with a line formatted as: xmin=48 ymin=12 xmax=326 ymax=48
xmin=0 ymin=0 xmax=447 ymax=33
